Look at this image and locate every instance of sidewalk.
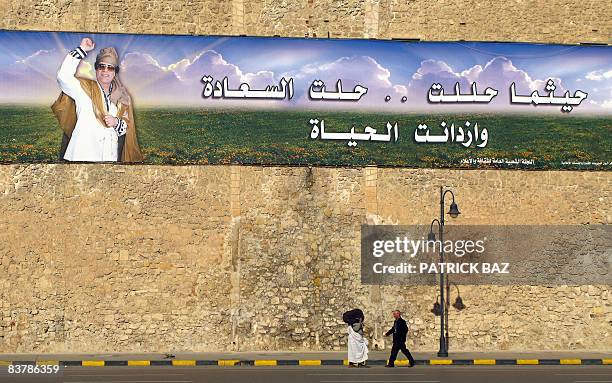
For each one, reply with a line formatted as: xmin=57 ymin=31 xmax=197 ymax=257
xmin=1 ymin=351 xmax=610 ymax=366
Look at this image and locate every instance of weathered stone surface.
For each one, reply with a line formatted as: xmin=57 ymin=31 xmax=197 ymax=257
xmin=0 ymin=0 xmax=233 ymax=35
xmin=1 ymin=0 xmax=609 ymax=43
xmin=0 ymin=165 xmax=610 ymax=352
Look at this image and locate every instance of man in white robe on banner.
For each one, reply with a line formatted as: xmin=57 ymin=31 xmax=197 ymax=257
xmin=53 ymin=37 xmax=142 ymax=162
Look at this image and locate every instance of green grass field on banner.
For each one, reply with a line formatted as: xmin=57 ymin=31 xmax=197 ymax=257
xmin=1 ymin=105 xmax=610 ymax=169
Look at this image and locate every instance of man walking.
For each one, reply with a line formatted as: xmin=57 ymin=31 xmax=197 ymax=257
xmin=384 ymin=310 xmax=415 ymax=367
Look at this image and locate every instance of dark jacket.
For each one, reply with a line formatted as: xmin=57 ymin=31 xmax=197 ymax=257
xmin=385 ymin=317 xmax=408 ymax=344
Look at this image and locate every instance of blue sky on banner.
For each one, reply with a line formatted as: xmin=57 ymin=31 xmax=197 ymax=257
xmin=0 ymin=30 xmax=610 ymax=113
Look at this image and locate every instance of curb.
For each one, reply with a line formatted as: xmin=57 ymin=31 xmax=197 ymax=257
xmin=1 ymin=359 xmax=610 ymax=367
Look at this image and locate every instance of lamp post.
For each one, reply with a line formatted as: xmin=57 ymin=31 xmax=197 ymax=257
xmin=429 ymin=186 xmax=460 ymax=357
xmin=449 ymin=282 xmax=466 ymax=310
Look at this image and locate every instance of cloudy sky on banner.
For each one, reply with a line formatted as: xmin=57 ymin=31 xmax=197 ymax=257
xmin=0 ymin=31 xmax=610 ymax=113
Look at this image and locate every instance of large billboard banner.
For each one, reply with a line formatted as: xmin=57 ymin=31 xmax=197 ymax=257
xmin=0 ymin=30 xmax=610 ymax=169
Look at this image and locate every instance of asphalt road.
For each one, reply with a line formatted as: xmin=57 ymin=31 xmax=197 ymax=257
xmin=1 ymin=365 xmax=610 ymax=383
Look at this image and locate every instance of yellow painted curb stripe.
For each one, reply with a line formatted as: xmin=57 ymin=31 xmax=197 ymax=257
xmin=36 ymin=360 xmax=59 ymax=365
xmin=299 ymin=360 xmax=321 ymax=366
xmin=82 ymin=360 xmax=105 ymax=367
xmin=254 ymin=360 xmax=277 ymax=366
xmin=474 ymin=359 xmax=496 ymax=365
xmin=218 ymin=360 xmax=239 ymax=366
xmin=0 ymin=358 xmax=604 ymax=367
xmin=430 ymin=359 xmax=453 ymax=365
xmin=172 ymin=360 xmax=196 ymax=366
xmin=560 ymin=359 xmax=581 ymax=365
xmin=128 ymin=360 xmax=150 ymax=366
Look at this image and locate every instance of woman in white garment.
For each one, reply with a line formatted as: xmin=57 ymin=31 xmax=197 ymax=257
xmin=347 ymin=317 xmax=369 ymax=367
xmin=55 ymin=37 xmax=142 ymax=162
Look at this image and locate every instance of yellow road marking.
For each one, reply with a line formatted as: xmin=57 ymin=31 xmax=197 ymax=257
xmin=82 ymin=361 xmax=104 ymax=367
xmin=172 ymin=360 xmax=196 ymax=366
xmin=254 ymin=360 xmax=277 ymax=366
xmin=474 ymin=359 xmax=496 ymax=365
xmin=218 ymin=360 xmax=239 ymax=366
xmin=430 ymin=359 xmax=453 ymax=365
xmin=299 ymin=360 xmax=321 ymax=366
xmin=517 ymin=359 xmax=539 ymax=365
xmin=128 ymin=360 xmax=150 ymax=366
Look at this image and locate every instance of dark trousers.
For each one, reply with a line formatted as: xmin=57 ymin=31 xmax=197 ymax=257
xmin=388 ymin=342 xmax=415 ymax=366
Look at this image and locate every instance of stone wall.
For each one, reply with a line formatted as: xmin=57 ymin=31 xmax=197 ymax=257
xmin=1 ymin=0 xmax=609 ymax=43
xmin=0 ymin=0 xmax=610 ymax=352
xmin=0 ymin=165 xmax=609 ymax=352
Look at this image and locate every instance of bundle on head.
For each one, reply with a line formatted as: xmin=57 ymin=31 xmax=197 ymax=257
xmin=342 ymin=308 xmax=365 ymax=325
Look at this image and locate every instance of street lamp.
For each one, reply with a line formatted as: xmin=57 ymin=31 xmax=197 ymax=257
xmin=431 ymin=295 xmax=442 ymax=316
xmin=450 ymin=282 xmax=466 ymax=311
xmin=428 ymin=219 xmax=440 ymax=242
xmin=428 ymin=186 xmax=460 ymax=357
xmin=431 ymin=284 xmax=466 ymax=315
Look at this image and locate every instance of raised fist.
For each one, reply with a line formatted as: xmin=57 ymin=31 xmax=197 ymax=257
xmin=79 ymin=38 xmax=95 ymax=52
